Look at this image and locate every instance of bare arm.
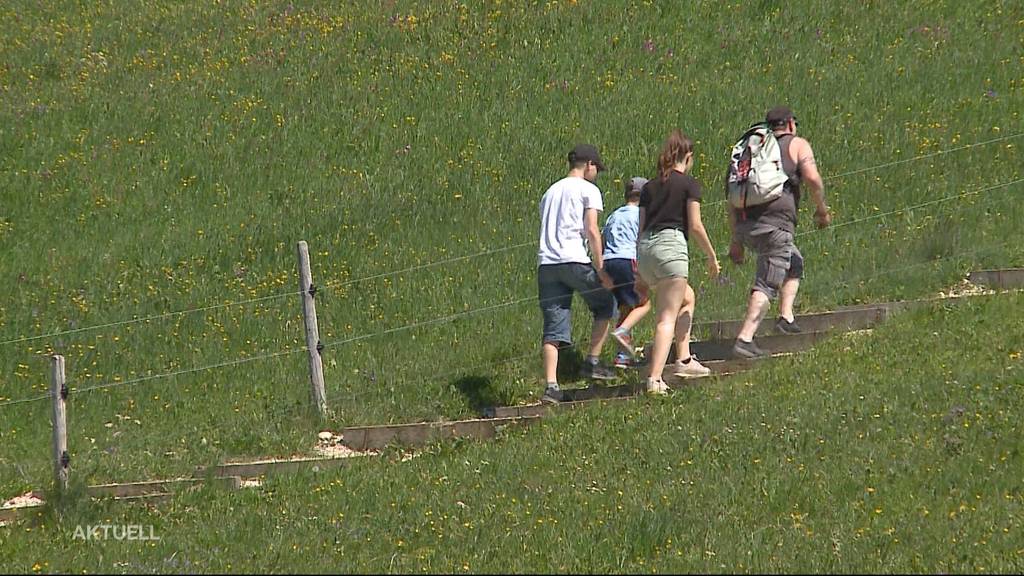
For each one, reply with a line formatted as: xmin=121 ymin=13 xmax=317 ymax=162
xmin=585 ymin=208 xmax=613 ymax=288
xmin=633 ymin=207 xmax=649 ymax=295
xmin=584 ymin=208 xmax=603 ymax=270
xmin=636 ymin=207 xmax=646 ymax=256
xmin=687 ymin=200 xmax=720 ymax=280
xmin=795 ymin=138 xmax=830 ymax=227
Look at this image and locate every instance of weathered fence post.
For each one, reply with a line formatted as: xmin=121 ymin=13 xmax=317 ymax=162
xmin=50 ymin=355 xmax=69 ymax=492
xmin=297 ymin=241 xmax=328 ymax=418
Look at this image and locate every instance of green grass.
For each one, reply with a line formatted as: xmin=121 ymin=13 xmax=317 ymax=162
xmin=4 ymin=292 xmax=1023 ymax=573
xmin=0 ymin=0 xmax=1023 ymax=567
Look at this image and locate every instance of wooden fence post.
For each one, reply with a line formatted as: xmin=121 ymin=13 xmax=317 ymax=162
xmin=50 ymin=355 xmax=69 ymax=492
xmin=297 ymin=241 xmax=328 ymax=418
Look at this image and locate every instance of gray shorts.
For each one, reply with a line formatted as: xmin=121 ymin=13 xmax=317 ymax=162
xmin=736 ymin=222 xmax=804 ymax=299
xmin=538 ymin=263 xmax=615 ymax=345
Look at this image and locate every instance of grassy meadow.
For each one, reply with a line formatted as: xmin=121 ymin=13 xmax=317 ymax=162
xmin=5 ymin=292 xmax=1024 ymax=573
xmin=0 ymin=0 xmax=1022 ymax=570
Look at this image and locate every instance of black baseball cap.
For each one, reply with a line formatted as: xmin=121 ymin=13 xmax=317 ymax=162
xmin=765 ymin=105 xmax=795 ymax=127
xmin=568 ymin=144 xmax=606 ymax=172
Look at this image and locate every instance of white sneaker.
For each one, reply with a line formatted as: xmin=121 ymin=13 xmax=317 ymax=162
xmin=645 ymin=378 xmax=669 ymax=396
xmin=672 ymin=357 xmax=711 ymax=378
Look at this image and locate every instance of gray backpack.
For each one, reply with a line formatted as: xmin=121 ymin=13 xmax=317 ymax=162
xmin=726 ymin=123 xmax=789 ymax=209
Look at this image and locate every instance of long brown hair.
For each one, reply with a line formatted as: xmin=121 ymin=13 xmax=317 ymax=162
xmin=657 ymin=129 xmax=694 ymax=183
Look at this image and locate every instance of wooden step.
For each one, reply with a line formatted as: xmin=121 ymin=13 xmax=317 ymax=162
xmin=694 ymin=306 xmax=887 ymax=341
xmin=486 ymin=396 xmax=637 ymax=419
xmin=0 ymin=503 xmax=44 ymax=525
xmin=109 ymin=492 xmax=174 ymax=504
xmin=483 ymin=353 xmax=780 ymax=419
xmin=87 ymin=476 xmax=241 ymax=498
xmin=969 ymin=268 xmax=1024 ymax=289
xmin=645 ymin=329 xmax=834 ymax=363
xmin=341 ymin=416 xmax=541 ymax=451
xmin=195 ymin=457 xmax=356 ymax=479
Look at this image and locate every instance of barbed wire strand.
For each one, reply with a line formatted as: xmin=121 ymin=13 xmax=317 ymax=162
xmin=366 ymin=237 xmax=1014 ymax=395
xmin=693 ymin=235 xmax=1019 ymax=329
xmin=394 ymin=182 xmax=1023 ymax=388
xmin=794 ymin=177 xmax=1023 ymax=240
xmin=0 ymin=291 xmax=302 ymax=348
xmin=204 ymin=170 xmax=1024 ymax=369
xmin=4 ymin=130 xmax=1019 ymax=349
xmin=826 ymin=131 xmax=1024 ymax=181
xmin=0 ymin=346 xmax=307 ymax=408
xmin=0 ymin=170 xmax=1020 ymax=410
xmin=320 ymin=242 xmax=536 ymax=293
xmin=1 ymin=232 xmax=1015 ymax=413
xmin=702 ymin=130 xmax=1024 ymax=208
xmin=394 ymin=233 xmax=1018 ymax=390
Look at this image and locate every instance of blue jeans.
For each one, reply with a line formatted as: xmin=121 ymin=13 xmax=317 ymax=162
xmin=537 ymin=263 xmax=615 ymax=345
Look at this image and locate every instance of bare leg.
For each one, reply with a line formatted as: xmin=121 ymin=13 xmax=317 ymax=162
xmin=615 ymin=304 xmax=630 ymax=329
xmin=778 ymin=277 xmax=799 ymax=323
xmin=616 ymin=300 xmax=652 ymax=333
xmin=648 ymin=278 xmax=688 ymax=381
xmin=588 ymin=317 xmax=611 ymax=358
xmin=674 ymin=284 xmax=696 ymax=361
xmin=737 ymin=290 xmax=771 ymax=342
xmin=542 ymin=341 xmax=559 ymax=384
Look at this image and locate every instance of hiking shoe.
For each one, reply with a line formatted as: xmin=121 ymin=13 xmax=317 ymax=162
xmin=733 ymin=338 xmax=769 ymax=359
xmin=613 ymin=352 xmax=633 ymax=369
xmin=645 ymin=378 xmax=670 ymax=396
xmin=541 ymin=386 xmax=564 ymax=404
xmin=775 ymin=317 xmax=803 ymax=335
xmin=673 ymin=356 xmax=712 ymax=378
xmin=580 ymin=361 xmax=617 ymax=381
xmin=611 ymin=329 xmax=635 ymax=356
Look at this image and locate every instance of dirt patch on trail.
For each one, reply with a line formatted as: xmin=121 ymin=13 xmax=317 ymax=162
xmin=316 ymin=430 xmax=373 ymax=459
xmin=1 ymin=491 xmax=45 ymax=527
xmin=2 ymin=491 xmax=44 ymax=510
xmin=936 ymin=278 xmax=996 ymax=299
xmin=314 ymin=442 xmax=365 ymax=459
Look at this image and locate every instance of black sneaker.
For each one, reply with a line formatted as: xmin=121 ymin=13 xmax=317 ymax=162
xmin=775 ymin=317 xmax=803 ymax=335
xmin=541 ymin=387 xmax=564 ymax=404
xmin=733 ymin=338 xmax=769 ymax=359
xmin=579 ymin=361 xmax=617 ymax=381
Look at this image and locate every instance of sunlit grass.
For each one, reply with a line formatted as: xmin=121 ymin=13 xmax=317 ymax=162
xmin=5 ymin=293 xmax=1023 ymax=573
xmin=0 ymin=1 xmax=1021 ymax=560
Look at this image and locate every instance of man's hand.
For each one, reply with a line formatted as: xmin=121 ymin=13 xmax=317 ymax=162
xmin=597 ymin=268 xmax=614 ymax=290
xmin=814 ymin=207 xmax=832 ymax=229
xmin=728 ymin=240 xmax=745 ymax=265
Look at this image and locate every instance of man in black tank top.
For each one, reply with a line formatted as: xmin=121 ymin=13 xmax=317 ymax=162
xmin=728 ymin=106 xmax=832 ymax=359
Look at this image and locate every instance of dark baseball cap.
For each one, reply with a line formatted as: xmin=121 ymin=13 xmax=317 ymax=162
xmin=568 ymin=144 xmax=606 ymax=172
xmin=766 ymin=105 xmax=795 ymax=127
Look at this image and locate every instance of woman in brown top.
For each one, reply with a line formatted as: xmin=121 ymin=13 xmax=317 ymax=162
xmin=636 ymin=130 xmax=720 ymax=394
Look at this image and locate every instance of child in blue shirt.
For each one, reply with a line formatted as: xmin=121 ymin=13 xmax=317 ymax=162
xmin=602 ymin=177 xmax=652 ymax=367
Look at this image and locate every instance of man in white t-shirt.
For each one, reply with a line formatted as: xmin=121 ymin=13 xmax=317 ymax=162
xmin=537 ymin=144 xmax=617 ymax=403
